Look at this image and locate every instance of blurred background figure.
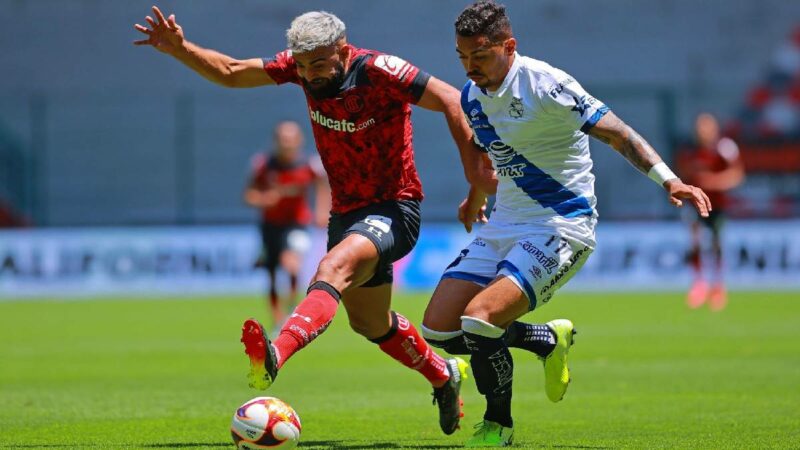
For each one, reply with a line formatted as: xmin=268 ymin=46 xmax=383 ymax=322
xmin=678 ymin=113 xmax=745 ymax=310
xmin=244 ymin=121 xmax=330 ymax=333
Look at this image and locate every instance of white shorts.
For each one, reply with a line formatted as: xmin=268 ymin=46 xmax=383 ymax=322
xmin=441 ymin=223 xmax=593 ymax=310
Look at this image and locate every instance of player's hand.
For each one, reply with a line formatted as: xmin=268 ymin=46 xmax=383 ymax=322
xmin=134 ymin=6 xmax=185 ymax=55
xmin=664 ymin=178 xmax=712 ymax=217
xmin=458 ymin=188 xmax=488 ymax=233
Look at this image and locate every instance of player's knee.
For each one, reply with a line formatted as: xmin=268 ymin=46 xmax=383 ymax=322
xmin=421 ymin=324 xmax=469 ymax=355
xmin=423 ymin=288 xmax=468 ymax=330
xmin=462 ymin=301 xmax=493 ymax=324
xmin=314 ymin=255 xmax=352 ymax=288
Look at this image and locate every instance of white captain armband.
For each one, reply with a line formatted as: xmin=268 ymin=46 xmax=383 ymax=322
xmin=647 ymin=162 xmax=679 ymax=186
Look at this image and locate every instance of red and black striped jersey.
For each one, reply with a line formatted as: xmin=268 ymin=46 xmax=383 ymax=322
xmin=263 ymin=45 xmax=430 ymax=214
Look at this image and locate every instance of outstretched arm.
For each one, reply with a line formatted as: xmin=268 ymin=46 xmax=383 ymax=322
xmin=134 ymin=6 xmax=274 ymax=88
xmin=416 ymin=77 xmax=498 ymax=194
xmin=589 ymin=111 xmax=712 ymax=216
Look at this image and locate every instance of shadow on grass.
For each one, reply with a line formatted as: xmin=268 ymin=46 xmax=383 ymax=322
xmin=1 ymin=444 xmax=231 ymax=449
xmin=301 ymin=442 xmax=611 ymax=449
xmin=550 ymin=445 xmax=611 ymax=449
xmin=0 ymin=446 xmax=117 ymax=449
xmin=300 ymin=441 xmax=463 ymax=449
xmin=2 ymin=440 xmax=609 ymax=449
xmin=0 ymin=447 xmax=100 ymax=449
xmin=141 ymin=444 xmax=231 ymax=448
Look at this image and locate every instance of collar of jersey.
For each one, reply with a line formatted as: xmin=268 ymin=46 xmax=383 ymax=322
xmin=483 ymin=52 xmax=521 ymax=99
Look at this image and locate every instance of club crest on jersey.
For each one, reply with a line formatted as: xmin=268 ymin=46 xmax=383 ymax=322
xmin=344 ymin=94 xmax=364 ymax=113
xmin=509 ymin=97 xmax=524 ymax=118
xmin=374 ymin=54 xmax=411 ymax=80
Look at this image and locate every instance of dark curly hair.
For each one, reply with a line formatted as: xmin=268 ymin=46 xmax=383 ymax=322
xmin=454 ymin=1 xmax=512 ymax=41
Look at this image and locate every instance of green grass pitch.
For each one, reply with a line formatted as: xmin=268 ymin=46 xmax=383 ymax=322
xmin=1 ymin=291 xmax=798 ymax=449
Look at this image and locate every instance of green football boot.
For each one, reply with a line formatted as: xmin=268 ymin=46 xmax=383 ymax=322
xmin=543 ymin=319 xmax=576 ymax=402
xmin=465 ymin=420 xmax=514 ymax=447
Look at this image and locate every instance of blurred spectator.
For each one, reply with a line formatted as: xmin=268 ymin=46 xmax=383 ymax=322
xmin=678 ymin=113 xmax=745 ymax=310
xmin=0 ymin=199 xmax=26 ymax=228
xmin=730 ymin=25 xmax=800 ymax=141
xmin=244 ymin=121 xmax=330 ymax=333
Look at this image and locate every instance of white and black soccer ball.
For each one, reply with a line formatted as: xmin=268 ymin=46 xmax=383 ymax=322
xmin=231 ymin=397 xmax=302 ymax=449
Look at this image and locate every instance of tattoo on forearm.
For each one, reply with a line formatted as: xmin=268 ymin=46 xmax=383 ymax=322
xmin=617 ymin=127 xmax=660 ymax=173
xmin=590 ymin=112 xmax=661 ymax=174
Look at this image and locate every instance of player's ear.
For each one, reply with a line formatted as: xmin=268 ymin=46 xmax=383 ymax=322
xmin=337 ymin=40 xmax=352 ymax=65
xmin=504 ymin=38 xmax=517 ymax=56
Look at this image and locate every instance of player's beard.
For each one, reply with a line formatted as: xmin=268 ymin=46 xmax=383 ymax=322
xmin=303 ymin=63 xmax=346 ymax=100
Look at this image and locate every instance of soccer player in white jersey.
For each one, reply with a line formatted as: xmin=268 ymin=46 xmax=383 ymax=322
xmin=421 ymin=1 xmax=712 ymax=446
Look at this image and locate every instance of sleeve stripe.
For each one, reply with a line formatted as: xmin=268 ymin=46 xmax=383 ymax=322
xmin=580 ymin=105 xmax=610 ymax=133
xmin=409 ymin=71 xmax=432 ymax=103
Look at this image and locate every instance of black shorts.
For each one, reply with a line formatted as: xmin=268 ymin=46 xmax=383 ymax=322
xmin=259 ymin=223 xmax=306 ymax=270
xmin=327 ymin=199 xmax=421 ymax=287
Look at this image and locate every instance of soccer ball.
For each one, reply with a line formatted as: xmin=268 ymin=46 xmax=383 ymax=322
xmin=231 ymin=397 xmax=302 ymax=449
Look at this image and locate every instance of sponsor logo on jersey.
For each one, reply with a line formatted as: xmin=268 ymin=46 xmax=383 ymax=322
xmin=363 ymin=216 xmax=392 ymax=239
xmin=487 ymin=140 xmax=516 ymax=165
xmin=520 ymin=240 xmax=559 ymax=274
xmin=539 ymin=245 xmax=590 ymax=296
xmin=374 ymin=54 xmax=412 ymax=80
xmin=548 ymin=77 xmax=575 ymax=99
xmin=471 ymin=238 xmax=487 ymax=247
xmin=496 ymin=163 xmax=526 ymax=178
xmin=309 ymin=108 xmax=375 ymax=132
xmin=509 ymin=97 xmax=524 ymax=118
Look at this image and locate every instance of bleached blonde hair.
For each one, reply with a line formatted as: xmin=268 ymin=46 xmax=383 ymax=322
xmin=286 ymin=11 xmax=346 ymax=53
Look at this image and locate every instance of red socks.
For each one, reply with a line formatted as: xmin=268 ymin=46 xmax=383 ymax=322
xmin=273 ymin=285 xmax=339 ymax=368
xmin=372 ymin=312 xmax=450 ymax=386
xmin=273 ymin=283 xmax=449 ymax=387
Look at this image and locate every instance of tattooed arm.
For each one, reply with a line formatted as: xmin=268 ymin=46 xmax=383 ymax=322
xmin=589 ymin=111 xmax=712 ymax=217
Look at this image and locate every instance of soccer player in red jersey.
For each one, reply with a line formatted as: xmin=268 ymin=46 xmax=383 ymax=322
xmin=244 ymin=121 xmax=329 ymax=332
xmin=678 ymin=113 xmax=745 ymax=310
xmin=134 ymin=6 xmax=496 ymax=434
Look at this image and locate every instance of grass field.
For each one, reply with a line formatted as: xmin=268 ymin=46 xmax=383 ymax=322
xmin=1 ymin=291 xmax=799 ymax=449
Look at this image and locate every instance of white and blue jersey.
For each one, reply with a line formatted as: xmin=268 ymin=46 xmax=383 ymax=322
xmin=462 ymin=52 xmax=608 ymax=247
xmin=443 ymin=54 xmax=608 ymax=309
